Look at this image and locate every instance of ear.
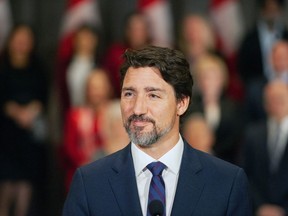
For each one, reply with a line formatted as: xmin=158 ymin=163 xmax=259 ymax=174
xmin=177 ymin=96 xmax=190 ymax=116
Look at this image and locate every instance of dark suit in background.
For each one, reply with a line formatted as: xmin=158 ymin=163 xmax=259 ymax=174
xmin=238 ymin=24 xmax=288 ymax=122
xmin=188 ymin=96 xmax=245 ymax=164
xmin=243 ymin=121 xmax=288 ymax=214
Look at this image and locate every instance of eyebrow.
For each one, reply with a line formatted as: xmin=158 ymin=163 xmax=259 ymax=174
xmin=121 ymin=86 xmax=166 ymax=93
xmin=144 ymin=87 xmax=165 ymax=93
xmin=122 ymin=87 xmax=135 ymax=92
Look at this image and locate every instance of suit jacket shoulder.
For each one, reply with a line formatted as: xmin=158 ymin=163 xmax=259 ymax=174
xmin=63 ymin=144 xmax=142 ymax=216
xmin=172 ymin=142 xmax=251 ymax=216
xmin=63 ymin=143 xmax=252 ymax=216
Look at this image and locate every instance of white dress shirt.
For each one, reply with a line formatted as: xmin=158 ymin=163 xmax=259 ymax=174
xmin=131 ymin=135 xmax=184 ymax=216
xmin=204 ymin=104 xmax=220 ymax=130
xmin=268 ymin=116 xmax=288 ymax=172
xmin=258 ymin=20 xmax=282 ymax=80
xmin=66 ymin=55 xmax=94 ymax=106
xmin=271 ymin=71 xmax=288 ymax=84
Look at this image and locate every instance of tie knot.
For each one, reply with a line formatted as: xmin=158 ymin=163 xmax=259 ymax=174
xmin=147 ymin=162 xmax=166 ymax=176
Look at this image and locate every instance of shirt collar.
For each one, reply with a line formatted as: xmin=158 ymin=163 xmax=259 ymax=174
xmin=269 ymin=116 xmax=288 ymax=129
xmin=281 ymin=116 xmax=288 ymax=131
xmin=131 ymin=135 xmax=184 ymax=177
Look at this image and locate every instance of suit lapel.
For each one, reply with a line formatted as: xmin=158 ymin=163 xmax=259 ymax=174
xmin=171 ymin=142 xmax=205 ymax=216
xmin=262 ymin=124 xmax=270 ymax=171
xmin=108 ymin=144 xmax=143 ymax=216
xmin=276 ymin=139 xmax=288 ymax=172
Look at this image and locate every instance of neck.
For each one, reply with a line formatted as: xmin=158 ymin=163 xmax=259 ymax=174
xmin=10 ymin=55 xmax=29 ymax=68
xmin=76 ymin=50 xmax=94 ymax=59
xmin=273 ymin=115 xmax=288 ymax=124
xmin=203 ymin=96 xmax=219 ymax=105
xmin=90 ymin=101 xmax=108 ymax=114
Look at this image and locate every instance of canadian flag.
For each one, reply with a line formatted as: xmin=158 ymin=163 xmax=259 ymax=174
xmin=0 ymin=0 xmax=12 ymax=50
xmin=210 ymin=0 xmax=243 ymax=57
xmin=138 ymin=0 xmax=173 ymax=48
xmin=57 ymin=0 xmax=101 ymax=61
xmin=210 ymin=0 xmax=244 ymax=100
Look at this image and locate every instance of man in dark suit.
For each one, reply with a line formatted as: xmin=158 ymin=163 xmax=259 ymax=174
xmin=238 ymin=0 xmax=288 ymax=122
xmin=238 ymin=0 xmax=288 ymax=83
xmin=243 ymin=80 xmax=288 ymax=216
xmin=63 ymin=46 xmax=251 ymax=216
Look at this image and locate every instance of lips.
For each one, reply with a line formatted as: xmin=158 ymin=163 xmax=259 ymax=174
xmin=131 ymin=120 xmax=151 ymax=127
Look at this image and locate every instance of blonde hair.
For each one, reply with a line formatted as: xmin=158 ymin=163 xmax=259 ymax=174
xmin=192 ymin=54 xmax=229 ymax=88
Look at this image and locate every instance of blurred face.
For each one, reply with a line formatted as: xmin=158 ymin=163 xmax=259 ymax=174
xmin=182 ymin=117 xmax=214 ymax=153
xmin=183 ymin=16 xmax=212 ymax=53
xmin=265 ymin=82 xmax=288 ymax=121
xmin=262 ymin=0 xmax=281 ymax=22
xmin=197 ymin=64 xmax=225 ymax=99
xmin=9 ymin=26 xmax=34 ymax=57
xmin=126 ymin=15 xmax=149 ymax=49
xmin=86 ymin=71 xmax=111 ymax=106
xmin=272 ymin=43 xmax=288 ymax=73
xmin=184 ymin=17 xmax=204 ymax=44
xmin=74 ymin=29 xmax=97 ymax=54
xmin=121 ymin=67 xmax=187 ymax=147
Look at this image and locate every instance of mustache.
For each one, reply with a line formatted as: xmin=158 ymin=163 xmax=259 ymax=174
xmin=128 ymin=114 xmax=155 ymax=124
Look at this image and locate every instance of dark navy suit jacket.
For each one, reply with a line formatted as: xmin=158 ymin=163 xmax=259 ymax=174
xmin=244 ymin=121 xmax=288 ymax=213
xmin=63 ymin=142 xmax=251 ymax=216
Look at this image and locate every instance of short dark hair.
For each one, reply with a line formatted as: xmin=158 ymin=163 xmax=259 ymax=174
xmin=258 ymin=0 xmax=284 ymax=9
xmin=120 ymin=46 xmax=193 ymax=114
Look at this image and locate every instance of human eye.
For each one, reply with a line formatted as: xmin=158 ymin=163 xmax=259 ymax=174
xmin=149 ymin=93 xmax=160 ymax=99
xmin=122 ymin=90 xmax=134 ymax=98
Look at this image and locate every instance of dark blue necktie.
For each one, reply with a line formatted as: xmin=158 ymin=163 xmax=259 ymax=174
xmin=146 ymin=161 xmax=166 ymax=216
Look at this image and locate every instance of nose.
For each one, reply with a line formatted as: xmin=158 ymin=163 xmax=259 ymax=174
xmin=133 ymin=95 xmax=147 ymax=116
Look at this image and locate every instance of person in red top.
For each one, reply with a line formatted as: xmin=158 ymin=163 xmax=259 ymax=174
xmin=62 ymin=68 xmax=113 ymax=192
xmin=102 ymin=11 xmax=151 ymax=97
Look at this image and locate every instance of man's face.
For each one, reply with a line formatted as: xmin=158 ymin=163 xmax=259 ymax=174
xmin=120 ymin=67 xmax=181 ymax=147
xmin=272 ymin=44 xmax=288 ymax=73
xmin=265 ymin=83 xmax=288 ymax=120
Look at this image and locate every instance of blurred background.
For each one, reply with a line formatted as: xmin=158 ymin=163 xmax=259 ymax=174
xmin=1 ymin=0 xmax=288 ymax=215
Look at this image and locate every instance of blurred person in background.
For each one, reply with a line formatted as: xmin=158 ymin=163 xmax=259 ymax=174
xmin=56 ymin=25 xmax=101 ymax=117
xmin=62 ymin=68 xmax=113 ymax=192
xmin=0 ymin=24 xmax=48 ymax=216
xmin=244 ymin=40 xmax=288 ymax=124
xmin=238 ymin=0 xmax=288 ymax=122
xmin=178 ymin=14 xmax=217 ymax=65
xmin=95 ymin=99 xmax=129 ymax=160
xmin=243 ymin=80 xmax=288 ymax=216
xmin=178 ymin=13 xmax=243 ymax=102
xmin=270 ymin=40 xmax=288 ymax=84
xmin=238 ymin=0 xmax=288 ymax=83
xmin=181 ymin=113 xmax=214 ymax=154
xmin=188 ymin=54 xmax=244 ymax=164
xmin=101 ymin=11 xmax=151 ymax=97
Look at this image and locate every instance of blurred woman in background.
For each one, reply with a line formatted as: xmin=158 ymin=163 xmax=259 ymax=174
xmin=56 ymin=25 xmax=101 ymax=116
xmin=102 ymin=11 xmax=151 ymax=97
xmin=0 ymin=24 xmax=48 ymax=216
xmin=188 ymin=54 xmax=244 ymax=164
xmin=62 ymin=68 xmax=113 ymax=192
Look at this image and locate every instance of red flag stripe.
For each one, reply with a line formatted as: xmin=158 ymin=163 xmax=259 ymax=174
xmin=138 ymin=0 xmax=164 ymax=9
xmin=67 ymin=0 xmax=86 ymax=9
xmin=211 ymin=0 xmax=236 ymax=8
